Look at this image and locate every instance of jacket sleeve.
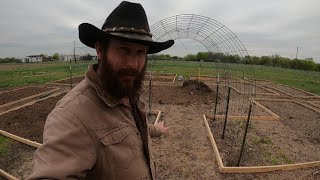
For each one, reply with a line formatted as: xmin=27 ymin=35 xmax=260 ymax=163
xmin=147 ymin=123 xmax=162 ymax=138
xmin=27 ymin=106 xmax=96 ymax=180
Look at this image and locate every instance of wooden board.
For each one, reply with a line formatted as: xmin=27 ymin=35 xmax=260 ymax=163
xmin=0 ymin=169 xmax=19 ymax=180
xmin=203 ymin=115 xmax=320 ymax=173
xmin=0 ymin=130 xmax=41 ymax=148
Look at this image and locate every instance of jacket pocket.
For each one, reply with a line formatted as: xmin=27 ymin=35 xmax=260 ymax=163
xmin=99 ymin=125 xmax=135 ymax=171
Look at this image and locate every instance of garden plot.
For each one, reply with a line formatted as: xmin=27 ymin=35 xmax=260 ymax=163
xmin=306 ymin=100 xmax=320 ymax=109
xmin=189 ymin=75 xmax=221 ymax=84
xmin=144 ymin=73 xmax=176 ymax=82
xmin=0 ymin=93 xmax=66 ymax=143
xmin=209 ymin=99 xmax=279 ymax=121
xmin=141 ymin=80 xmax=216 ymax=106
xmin=261 ymin=82 xmax=319 ymax=98
xmin=145 ymin=81 xmax=318 ymax=179
xmin=204 ymin=99 xmax=320 ymax=174
xmin=189 ymin=76 xmax=278 ymax=97
xmin=2 ymin=78 xmax=320 ymax=179
xmin=230 ymin=82 xmax=278 ymax=96
xmin=0 ymin=86 xmax=57 ymax=106
xmin=0 ymin=86 xmax=59 ymax=115
xmin=49 ymin=76 xmax=85 ymax=85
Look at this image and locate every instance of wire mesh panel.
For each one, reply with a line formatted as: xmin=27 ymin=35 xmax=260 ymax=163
xmin=150 ymin=14 xmax=259 ymax=166
xmin=150 ymin=14 xmax=256 ymax=120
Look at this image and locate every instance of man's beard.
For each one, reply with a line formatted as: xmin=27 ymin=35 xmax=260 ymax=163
xmin=98 ymin=58 xmax=146 ymax=99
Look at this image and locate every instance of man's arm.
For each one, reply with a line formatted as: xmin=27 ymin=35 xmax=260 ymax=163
xmin=28 ymin=106 xmax=96 ymax=180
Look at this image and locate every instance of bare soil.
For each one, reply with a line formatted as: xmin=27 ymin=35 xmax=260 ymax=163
xmin=257 ymin=100 xmax=320 ymax=143
xmin=0 ymin=86 xmax=54 ymax=105
xmin=0 ymin=93 xmax=66 ymax=143
xmin=147 ymin=82 xmax=320 ymax=180
xmin=1 ymin=78 xmax=320 ymax=179
xmin=264 ymin=83 xmax=316 ymax=97
xmin=144 ymin=75 xmax=176 ymax=82
xmin=141 ymin=80 xmax=216 ymax=106
xmin=189 ymin=77 xmax=278 ymax=97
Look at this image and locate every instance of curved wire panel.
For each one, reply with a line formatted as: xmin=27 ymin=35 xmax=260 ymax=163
xmin=151 ymin=14 xmax=249 ymax=58
xmin=150 ymin=14 xmax=258 ymax=124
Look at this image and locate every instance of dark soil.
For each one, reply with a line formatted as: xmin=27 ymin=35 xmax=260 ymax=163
xmin=0 ymin=93 xmax=66 ymax=143
xmin=53 ymin=76 xmax=85 ymax=84
xmin=0 ymin=86 xmax=54 ymax=105
xmin=141 ymin=80 xmax=216 ymax=106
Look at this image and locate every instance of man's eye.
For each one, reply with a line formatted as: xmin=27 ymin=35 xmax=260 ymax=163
xmin=119 ymin=47 xmax=130 ymax=54
xmin=137 ymin=50 xmax=146 ymax=56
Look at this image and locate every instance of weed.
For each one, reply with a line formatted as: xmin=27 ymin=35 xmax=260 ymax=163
xmin=0 ymin=135 xmax=10 ymax=156
xmin=271 ymin=157 xmax=279 ymax=165
xmin=260 ymin=137 xmax=273 ymax=144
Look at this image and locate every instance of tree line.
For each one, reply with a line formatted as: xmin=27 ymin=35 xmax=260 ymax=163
xmin=148 ymin=52 xmax=320 ymax=72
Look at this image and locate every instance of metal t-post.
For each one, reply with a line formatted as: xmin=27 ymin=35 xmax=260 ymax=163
xmin=148 ymin=70 xmax=152 ymax=115
xmin=69 ymin=59 xmax=73 ymax=89
xmin=222 ymin=86 xmax=231 ymax=139
xmin=213 ymin=73 xmax=220 ymax=120
xmin=237 ymin=101 xmax=253 ymax=166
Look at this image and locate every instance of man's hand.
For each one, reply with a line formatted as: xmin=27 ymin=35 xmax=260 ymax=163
xmin=154 ymin=121 xmax=170 ymax=134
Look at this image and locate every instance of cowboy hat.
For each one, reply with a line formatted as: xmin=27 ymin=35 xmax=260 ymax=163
xmin=79 ymin=1 xmax=174 ymax=54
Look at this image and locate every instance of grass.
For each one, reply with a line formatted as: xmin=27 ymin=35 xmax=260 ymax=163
xmin=0 ymin=135 xmax=10 ymax=156
xmin=259 ymin=137 xmax=273 ymax=144
xmin=1 ymin=60 xmax=320 ymax=95
xmin=148 ymin=60 xmax=320 ymax=95
xmin=0 ymin=61 xmax=96 ymax=89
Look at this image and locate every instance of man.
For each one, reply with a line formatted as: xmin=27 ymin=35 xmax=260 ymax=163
xmin=28 ymin=1 xmax=174 ymax=179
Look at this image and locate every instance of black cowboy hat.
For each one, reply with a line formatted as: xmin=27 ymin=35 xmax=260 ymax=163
xmin=79 ymin=1 xmax=174 ymax=54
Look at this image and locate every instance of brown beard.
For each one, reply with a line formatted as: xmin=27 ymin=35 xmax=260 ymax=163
xmin=98 ymin=58 xmax=146 ymax=99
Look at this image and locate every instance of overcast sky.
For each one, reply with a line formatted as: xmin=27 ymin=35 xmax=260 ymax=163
xmin=1 ymin=0 xmax=319 ymax=62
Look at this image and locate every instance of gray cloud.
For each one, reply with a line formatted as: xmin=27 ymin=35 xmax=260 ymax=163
xmin=0 ymin=0 xmax=319 ymax=62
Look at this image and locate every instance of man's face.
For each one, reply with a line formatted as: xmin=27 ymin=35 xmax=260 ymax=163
xmin=97 ymin=38 xmax=148 ymax=98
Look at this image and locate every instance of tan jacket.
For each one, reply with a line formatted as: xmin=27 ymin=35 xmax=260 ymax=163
xmin=28 ymin=65 xmax=161 ymax=180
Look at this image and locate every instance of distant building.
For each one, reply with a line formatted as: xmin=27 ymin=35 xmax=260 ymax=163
xmin=22 ymin=55 xmax=43 ymax=63
xmin=60 ymin=54 xmax=80 ymax=62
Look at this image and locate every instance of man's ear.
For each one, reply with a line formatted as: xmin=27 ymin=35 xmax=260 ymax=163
xmin=95 ymin=41 xmax=102 ymax=61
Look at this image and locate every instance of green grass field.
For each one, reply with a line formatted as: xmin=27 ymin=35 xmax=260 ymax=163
xmin=1 ymin=60 xmax=320 ymax=95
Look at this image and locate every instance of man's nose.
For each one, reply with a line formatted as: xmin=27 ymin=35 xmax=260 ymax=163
xmin=125 ymin=55 xmax=139 ymax=69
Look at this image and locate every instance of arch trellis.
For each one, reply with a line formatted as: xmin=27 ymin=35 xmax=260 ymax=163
xmin=150 ymin=14 xmax=249 ymax=58
xmin=149 ymin=14 xmax=260 ymax=167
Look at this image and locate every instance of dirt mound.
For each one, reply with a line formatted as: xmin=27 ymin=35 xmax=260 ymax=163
xmin=182 ymin=80 xmax=212 ymax=93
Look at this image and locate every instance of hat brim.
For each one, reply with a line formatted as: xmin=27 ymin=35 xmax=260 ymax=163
xmin=79 ymin=23 xmax=174 ymax=54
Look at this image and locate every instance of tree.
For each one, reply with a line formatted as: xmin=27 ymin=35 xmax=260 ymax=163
xmin=52 ymin=53 xmax=60 ymax=61
xmin=184 ymin=54 xmax=196 ymax=61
